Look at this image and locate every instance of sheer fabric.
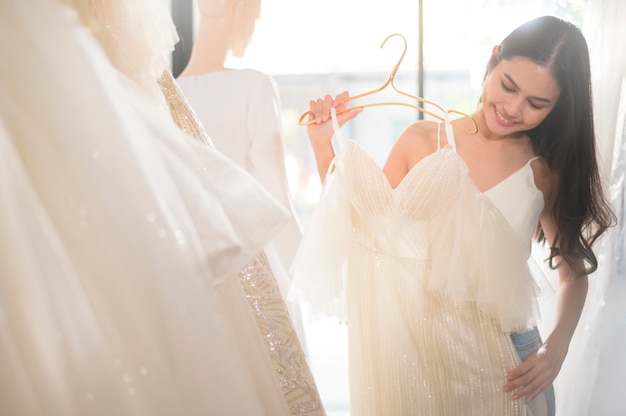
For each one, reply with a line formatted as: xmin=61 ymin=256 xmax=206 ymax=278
xmin=61 ymin=0 xmax=178 ymax=100
xmin=0 ymin=1 xmax=291 ymax=414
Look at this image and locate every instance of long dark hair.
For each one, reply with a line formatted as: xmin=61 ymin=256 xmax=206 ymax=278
xmin=488 ymin=16 xmax=615 ymax=276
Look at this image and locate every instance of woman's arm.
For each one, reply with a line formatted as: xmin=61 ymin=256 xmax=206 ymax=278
xmin=504 ymin=169 xmax=588 ymax=402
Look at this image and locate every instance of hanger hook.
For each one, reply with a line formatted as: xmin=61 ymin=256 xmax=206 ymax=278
xmin=380 ymin=33 xmax=407 ymax=83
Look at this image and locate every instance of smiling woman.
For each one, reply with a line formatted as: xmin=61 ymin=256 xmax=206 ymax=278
xmin=288 ymin=12 xmax=615 ymax=416
xmin=172 ymin=2 xmax=597 ymax=415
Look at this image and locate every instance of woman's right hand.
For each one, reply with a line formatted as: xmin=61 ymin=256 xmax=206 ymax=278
xmin=307 ymin=91 xmax=362 ymax=147
xmin=305 ymin=91 xmax=362 ymax=182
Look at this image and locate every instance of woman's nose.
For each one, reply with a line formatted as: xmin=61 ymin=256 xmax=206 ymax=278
xmin=502 ymin=98 xmax=524 ymax=119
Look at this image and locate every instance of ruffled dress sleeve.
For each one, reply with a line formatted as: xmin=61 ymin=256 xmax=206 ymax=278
xmin=288 ymin=154 xmax=352 ymax=322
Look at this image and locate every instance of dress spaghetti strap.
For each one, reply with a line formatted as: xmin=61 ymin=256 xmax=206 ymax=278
xmin=319 ymin=107 xmax=343 ymax=182
xmin=443 ymin=113 xmax=456 ymax=149
xmin=437 ymin=121 xmax=442 ymax=149
xmin=330 ymin=107 xmax=344 ymax=147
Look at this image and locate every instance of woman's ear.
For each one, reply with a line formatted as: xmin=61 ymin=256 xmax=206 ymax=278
xmin=485 ymin=45 xmax=501 ymax=74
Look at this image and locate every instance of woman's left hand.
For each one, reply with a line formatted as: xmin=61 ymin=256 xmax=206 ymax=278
xmin=504 ymin=342 xmax=566 ymax=401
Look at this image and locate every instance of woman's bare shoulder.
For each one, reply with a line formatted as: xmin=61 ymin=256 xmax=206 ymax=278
xmin=383 ymin=121 xmax=441 ymax=186
xmin=395 ymin=120 xmax=441 ymax=155
xmin=530 ymin=156 xmax=556 ymax=206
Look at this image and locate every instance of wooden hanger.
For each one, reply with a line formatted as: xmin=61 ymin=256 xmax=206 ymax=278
xmin=298 ymin=33 xmax=478 ymax=134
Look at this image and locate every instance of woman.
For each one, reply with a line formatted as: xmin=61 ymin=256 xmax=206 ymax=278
xmin=290 ymin=15 xmax=615 ymax=415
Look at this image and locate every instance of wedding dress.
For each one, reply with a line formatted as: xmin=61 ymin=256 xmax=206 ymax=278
xmin=160 ymin=70 xmax=325 ymax=416
xmin=178 ymin=70 xmax=303 ymax=310
xmin=290 ymin=111 xmax=548 ymax=415
xmin=0 ymin=1 xmax=292 ymax=414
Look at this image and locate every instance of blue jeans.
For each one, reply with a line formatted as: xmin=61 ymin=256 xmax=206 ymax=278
xmin=510 ymin=327 xmax=555 ymax=416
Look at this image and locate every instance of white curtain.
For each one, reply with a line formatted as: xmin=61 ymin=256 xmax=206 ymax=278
xmin=554 ymin=0 xmax=626 ymax=414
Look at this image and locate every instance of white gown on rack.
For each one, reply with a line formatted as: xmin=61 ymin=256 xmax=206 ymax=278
xmin=290 ymin=113 xmax=547 ymax=415
xmin=0 ymin=1 xmax=291 ymax=414
xmin=159 ymin=72 xmax=326 ymax=416
xmin=177 ymin=70 xmax=303 ymax=301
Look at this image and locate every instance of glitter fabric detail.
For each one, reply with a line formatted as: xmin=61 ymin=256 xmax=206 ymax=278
xmin=239 ymin=252 xmax=325 ymax=416
xmin=157 ymin=70 xmax=213 ymax=147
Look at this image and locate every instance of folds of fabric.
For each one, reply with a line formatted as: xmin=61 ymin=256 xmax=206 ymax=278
xmin=291 ymin=141 xmax=540 ymax=332
xmin=159 ymin=66 xmax=325 ymax=416
xmin=61 ymin=0 xmax=179 ymax=100
xmin=288 ymin=161 xmax=351 ymax=322
xmin=0 ymin=0 xmax=290 ymax=414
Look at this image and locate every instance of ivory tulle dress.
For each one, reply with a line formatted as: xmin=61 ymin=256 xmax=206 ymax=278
xmin=0 ymin=0 xmax=294 ymax=414
xmin=290 ymin=111 xmax=549 ymax=415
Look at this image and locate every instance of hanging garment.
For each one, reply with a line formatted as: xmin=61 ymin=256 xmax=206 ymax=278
xmin=0 ymin=1 xmax=292 ymax=414
xmin=177 ymin=70 xmax=303 ymax=303
xmin=290 ymin=110 xmax=549 ymax=415
xmin=160 ymin=70 xmax=326 ymax=416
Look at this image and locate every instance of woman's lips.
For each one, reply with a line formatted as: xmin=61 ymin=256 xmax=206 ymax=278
xmin=494 ymin=107 xmax=518 ymax=126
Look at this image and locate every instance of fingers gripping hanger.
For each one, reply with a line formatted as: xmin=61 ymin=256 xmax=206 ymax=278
xmin=298 ymin=33 xmax=478 ymax=134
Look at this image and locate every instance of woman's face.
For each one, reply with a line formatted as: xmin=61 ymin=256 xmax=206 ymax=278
xmin=480 ymin=56 xmax=560 ymax=137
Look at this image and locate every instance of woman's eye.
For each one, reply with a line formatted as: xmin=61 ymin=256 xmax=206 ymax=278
xmin=529 ymin=101 xmax=543 ymax=110
xmin=501 ymin=82 xmax=514 ymax=92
